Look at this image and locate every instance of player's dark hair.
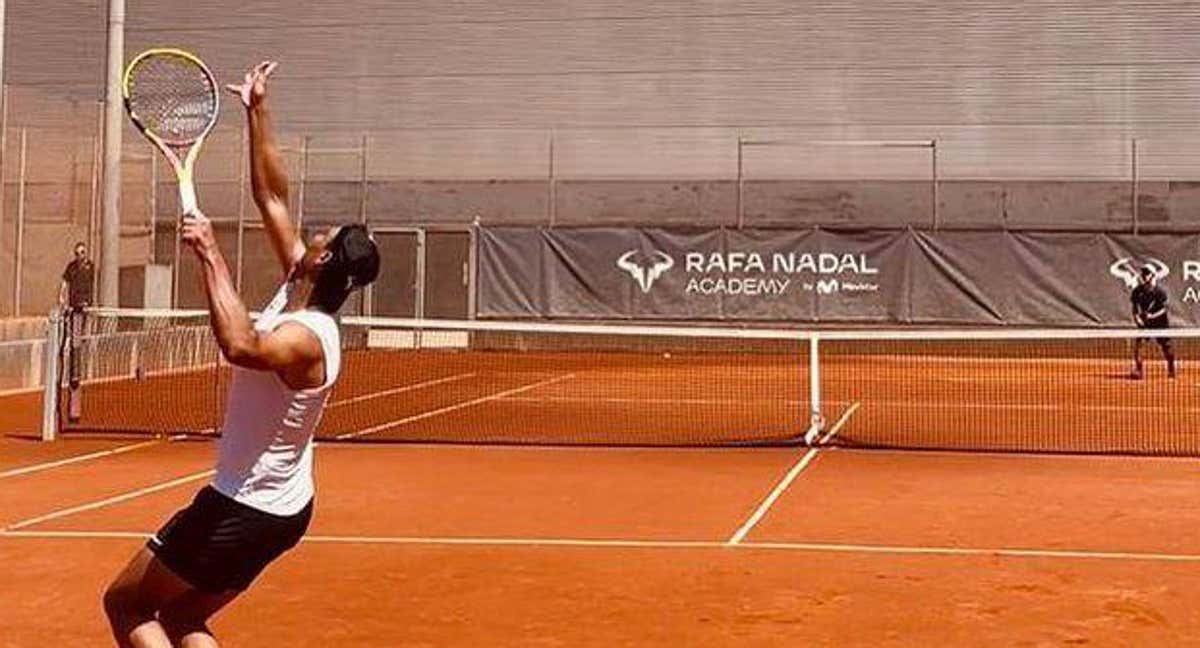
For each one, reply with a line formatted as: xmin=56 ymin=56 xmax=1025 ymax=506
xmin=309 ymin=225 xmax=381 ymax=314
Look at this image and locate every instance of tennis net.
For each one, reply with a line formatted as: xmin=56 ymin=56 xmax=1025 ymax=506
xmin=49 ymin=309 xmax=1200 ymax=455
xmin=53 ymin=310 xmax=810 ymax=447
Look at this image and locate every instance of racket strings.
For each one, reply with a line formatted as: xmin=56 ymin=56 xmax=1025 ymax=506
xmin=127 ymin=55 xmax=218 ymax=146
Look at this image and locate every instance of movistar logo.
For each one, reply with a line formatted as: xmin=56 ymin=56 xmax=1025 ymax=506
xmin=616 ymin=250 xmax=674 ymax=293
xmin=816 ymin=278 xmax=840 ymax=295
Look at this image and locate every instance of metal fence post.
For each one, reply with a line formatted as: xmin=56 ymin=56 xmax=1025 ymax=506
xmin=736 ymin=136 xmax=744 ymax=229
xmin=1131 ymin=138 xmax=1139 ymax=235
xmin=547 ymin=129 xmax=556 ymax=226
xmin=931 ymin=138 xmax=940 ymax=230
xmin=359 ymin=134 xmax=370 ymax=315
xmin=236 ymin=125 xmax=248 ymax=291
xmin=296 ymin=135 xmax=309 ymax=230
xmin=13 ymin=126 xmax=25 ymax=314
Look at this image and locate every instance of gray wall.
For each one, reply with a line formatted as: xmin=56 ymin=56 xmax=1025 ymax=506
xmin=5 ymin=1 xmax=1200 ymax=313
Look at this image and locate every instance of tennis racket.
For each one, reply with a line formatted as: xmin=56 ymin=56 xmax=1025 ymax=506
xmin=122 ymin=48 xmax=220 ymax=216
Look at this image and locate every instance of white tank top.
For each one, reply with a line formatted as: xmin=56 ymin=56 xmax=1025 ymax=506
xmin=212 ymin=284 xmax=340 ymax=516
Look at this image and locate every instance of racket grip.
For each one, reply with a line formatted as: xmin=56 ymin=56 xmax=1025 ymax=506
xmin=179 ymin=180 xmax=199 ymax=216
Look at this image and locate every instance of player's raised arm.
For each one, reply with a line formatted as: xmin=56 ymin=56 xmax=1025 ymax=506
xmin=180 ymin=209 xmax=321 ymax=382
xmin=228 ymin=61 xmax=304 ymax=274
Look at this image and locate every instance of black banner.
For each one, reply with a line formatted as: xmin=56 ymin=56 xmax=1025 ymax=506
xmin=478 ymin=226 xmax=1200 ymax=326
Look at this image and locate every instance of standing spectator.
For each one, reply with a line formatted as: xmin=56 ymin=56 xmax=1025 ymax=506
xmin=59 ymin=241 xmax=94 ymax=423
xmin=59 ymin=241 xmax=95 ymax=311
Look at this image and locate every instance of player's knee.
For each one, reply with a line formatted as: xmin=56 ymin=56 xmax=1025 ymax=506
xmin=102 ymin=582 xmax=134 ymax=623
xmin=103 ymin=581 xmax=151 ymax=625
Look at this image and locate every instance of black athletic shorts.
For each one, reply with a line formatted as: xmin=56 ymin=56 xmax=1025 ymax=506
xmin=147 ymin=486 xmax=312 ymax=593
xmin=1141 ymin=315 xmax=1170 ymax=330
xmin=1137 ymin=317 xmax=1172 ymax=344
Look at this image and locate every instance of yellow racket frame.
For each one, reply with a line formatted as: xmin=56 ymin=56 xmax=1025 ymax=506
xmin=122 ymin=48 xmax=219 ymax=216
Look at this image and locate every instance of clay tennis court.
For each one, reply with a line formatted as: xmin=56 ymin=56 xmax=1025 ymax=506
xmin=4 ymin=342 xmax=1200 ymax=646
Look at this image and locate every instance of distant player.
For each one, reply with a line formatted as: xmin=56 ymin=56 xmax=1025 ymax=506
xmin=102 ymin=61 xmax=379 ymax=648
xmin=1130 ymin=264 xmax=1176 ymax=379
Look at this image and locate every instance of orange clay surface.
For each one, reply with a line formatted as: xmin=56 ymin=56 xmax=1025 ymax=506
xmin=37 ymin=348 xmax=1200 ymax=454
xmin=4 ymin=439 xmax=1200 ymax=646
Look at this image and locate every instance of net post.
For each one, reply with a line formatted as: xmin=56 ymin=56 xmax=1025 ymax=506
xmin=804 ymin=334 xmax=824 ymax=445
xmin=41 ymin=308 xmax=63 ymax=441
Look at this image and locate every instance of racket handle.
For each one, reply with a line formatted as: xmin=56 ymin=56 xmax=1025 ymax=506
xmin=178 ymin=179 xmax=199 ymax=216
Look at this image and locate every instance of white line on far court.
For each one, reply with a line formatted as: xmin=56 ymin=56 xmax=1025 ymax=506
xmin=6 ymin=530 xmax=1200 ymax=564
xmin=337 ymin=374 xmax=577 ymax=440
xmin=0 ymin=440 xmax=162 ymax=480
xmin=725 ymin=402 xmax=861 ymax=546
xmin=3 ymin=469 xmax=214 ymax=531
xmin=327 ymin=373 xmax=478 ymax=409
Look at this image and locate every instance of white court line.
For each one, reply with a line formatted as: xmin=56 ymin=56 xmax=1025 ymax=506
xmin=846 ymin=401 xmax=1198 ymax=414
xmin=743 ymin=541 xmax=1200 ymax=563
xmin=327 ymin=373 xmax=477 ymax=409
xmin=503 ymin=395 xmax=1192 ymax=415
xmin=0 ymin=440 xmax=162 ymax=480
xmin=336 ymin=374 xmax=578 ymax=440
xmin=0 ymin=385 xmax=42 ymax=397
xmin=725 ymin=402 xmax=861 ymax=546
xmin=502 ymin=395 xmax=806 ymax=406
xmin=5 ymin=529 xmax=1200 ymax=564
xmin=3 ymin=469 xmax=214 ymax=531
xmin=1 ymin=529 xmax=150 ymax=540
xmin=804 ymin=398 xmax=1200 ymax=415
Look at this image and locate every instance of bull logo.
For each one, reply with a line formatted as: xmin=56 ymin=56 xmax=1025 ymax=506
xmin=1110 ymin=257 xmax=1169 ymax=289
xmin=617 ymin=250 xmax=674 ymax=293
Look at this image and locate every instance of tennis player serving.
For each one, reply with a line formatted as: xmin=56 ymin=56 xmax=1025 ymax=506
xmin=1130 ymin=264 xmax=1176 ymax=379
xmin=103 ymin=61 xmax=379 ymax=648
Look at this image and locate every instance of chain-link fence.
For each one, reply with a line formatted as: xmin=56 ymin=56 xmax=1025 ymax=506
xmin=5 ymin=82 xmax=1200 ymax=316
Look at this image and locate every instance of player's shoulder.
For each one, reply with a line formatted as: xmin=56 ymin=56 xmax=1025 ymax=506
xmin=268 ymin=320 xmax=325 ymax=361
xmin=274 ymin=311 xmax=339 ymax=346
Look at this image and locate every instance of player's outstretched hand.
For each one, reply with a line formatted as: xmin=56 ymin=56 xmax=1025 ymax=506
xmin=181 ymin=210 xmax=217 ymax=256
xmin=226 ymin=61 xmax=278 ymax=109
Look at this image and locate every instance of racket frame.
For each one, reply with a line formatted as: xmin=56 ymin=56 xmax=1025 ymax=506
xmin=122 ymin=48 xmax=220 ymax=216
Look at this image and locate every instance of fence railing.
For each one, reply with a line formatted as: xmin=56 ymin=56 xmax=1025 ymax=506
xmin=4 ymin=83 xmax=1200 ymax=316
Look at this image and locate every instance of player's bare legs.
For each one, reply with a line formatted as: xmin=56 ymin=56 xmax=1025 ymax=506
xmin=1159 ymin=337 xmax=1177 ymax=378
xmin=104 ymin=548 xmax=236 ymax=648
xmin=1131 ymin=337 xmax=1145 ymax=379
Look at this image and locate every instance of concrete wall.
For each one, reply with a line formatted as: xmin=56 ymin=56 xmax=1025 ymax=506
xmin=145 ymin=178 xmax=1190 ymax=231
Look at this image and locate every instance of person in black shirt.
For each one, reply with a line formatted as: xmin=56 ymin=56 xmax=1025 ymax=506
xmin=59 ymin=241 xmax=95 ymax=310
xmin=59 ymin=242 xmax=94 ymax=423
xmin=1130 ymin=265 xmax=1176 ymax=379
